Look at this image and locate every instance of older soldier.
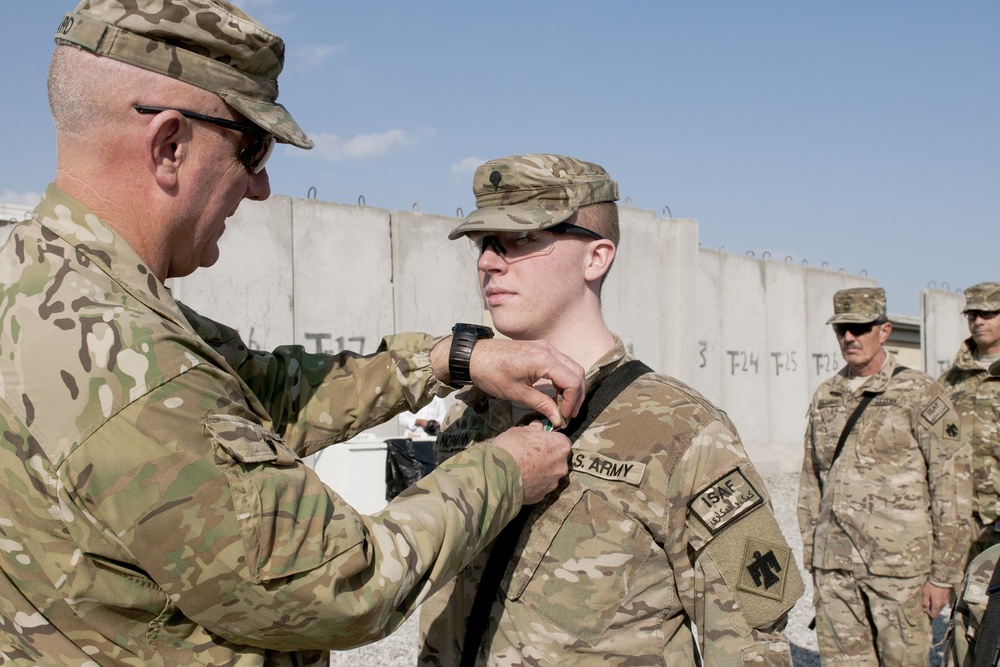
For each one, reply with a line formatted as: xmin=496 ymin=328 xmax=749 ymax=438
xmin=0 ymin=3 xmax=586 ymax=666
xmin=418 ymin=154 xmax=804 ymax=666
xmin=798 ymin=287 xmax=972 ymax=666
xmin=939 ymin=282 xmax=1000 ymax=561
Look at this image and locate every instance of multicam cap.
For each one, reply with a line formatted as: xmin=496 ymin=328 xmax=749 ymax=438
xmin=448 ymin=154 xmax=619 ymax=240
xmin=54 ymin=0 xmax=313 ymax=149
xmin=962 ymin=282 xmax=1000 ymax=313
xmin=826 ymin=287 xmax=887 ymax=325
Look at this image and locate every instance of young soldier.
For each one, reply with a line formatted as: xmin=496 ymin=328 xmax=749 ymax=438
xmin=418 ymin=154 xmax=803 ymax=666
xmin=939 ymin=282 xmax=1000 ymax=561
xmin=798 ymin=287 xmax=972 ymax=665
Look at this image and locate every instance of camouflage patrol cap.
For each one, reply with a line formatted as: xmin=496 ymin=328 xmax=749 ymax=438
xmin=962 ymin=282 xmax=1000 ymax=313
xmin=826 ymin=287 xmax=887 ymax=324
xmin=54 ymin=0 xmax=313 ymax=149
xmin=448 ymin=154 xmax=619 ymax=240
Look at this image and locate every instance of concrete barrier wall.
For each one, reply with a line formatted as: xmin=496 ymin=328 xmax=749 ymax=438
xmin=169 ymin=194 xmax=884 ymax=496
xmin=922 ymin=289 xmax=967 ymax=377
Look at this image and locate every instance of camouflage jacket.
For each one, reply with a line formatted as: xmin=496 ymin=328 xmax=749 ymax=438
xmin=945 ymin=543 xmax=1000 ymax=666
xmin=0 ymin=185 xmax=524 ymax=666
xmin=939 ymin=339 xmax=1000 ymax=525
xmin=419 ymin=340 xmax=803 ymax=666
xmin=797 ymin=354 xmax=973 ymax=585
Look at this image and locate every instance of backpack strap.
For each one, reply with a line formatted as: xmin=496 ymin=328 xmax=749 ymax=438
xmin=460 ymin=359 xmax=653 ymax=667
xmin=973 ymin=557 xmax=1000 ymax=667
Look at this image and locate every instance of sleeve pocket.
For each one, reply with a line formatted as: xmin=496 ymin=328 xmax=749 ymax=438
xmin=205 ymin=414 xmax=365 ymax=582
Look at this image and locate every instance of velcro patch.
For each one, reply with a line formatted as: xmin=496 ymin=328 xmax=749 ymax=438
xmin=921 ymin=397 xmax=950 ymax=425
xmin=570 ymin=451 xmax=645 ymax=486
xmin=689 ymin=467 xmax=764 ymax=535
xmin=818 ymin=400 xmax=839 ymax=408
xmin=873 ymin=397 xmax=897 ymax=406
xmin=944 ymin=421 xmax=961 ymax=441
xmin=737 ymin=538 xmax=792 ymax=601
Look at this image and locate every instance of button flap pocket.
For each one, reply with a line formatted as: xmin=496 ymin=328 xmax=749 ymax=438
xmin=205 ymin=414 xmax=297 ymax=466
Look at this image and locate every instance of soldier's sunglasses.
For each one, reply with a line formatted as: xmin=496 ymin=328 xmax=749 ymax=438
xmin=133 ymin=104 xmax=275 ymax=174
xmin=965 ymin=310 xmax=1000 ymax=322
xmin=833 ymin=321 xmax=884 ymax=337
xmin=468 ymin=222 xmax=605 ymax=264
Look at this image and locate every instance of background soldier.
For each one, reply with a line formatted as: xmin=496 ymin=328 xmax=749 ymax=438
xmin=939 ymin=282 xmax=1000 ymax=561
xmin=418 ymin=154 xmax=803 ymax=666
xmin=798 ymin=287 xmax=972 ymax=665
xmin=945 ymin=358 xmax=1000 ymax=666
xmin=0 ymin=2 xmax=586 ymax=665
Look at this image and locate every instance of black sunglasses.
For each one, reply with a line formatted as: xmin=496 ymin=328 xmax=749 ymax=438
xmin=833 ymin=321 xmax=883 ymax=337
xmin=133 ymin=104 xmax=275 ymax=174
xmin=965 ymin=310 xmax=1000 ymax=322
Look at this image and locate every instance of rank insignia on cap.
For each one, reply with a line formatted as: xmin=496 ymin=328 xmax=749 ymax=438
xmin=489 ymin=170 xmax=502 ymax=190
xmin=921 ymin=397 xmax=950 ymax=425
xmin=737 ymin=538 xmax=792 ymax=600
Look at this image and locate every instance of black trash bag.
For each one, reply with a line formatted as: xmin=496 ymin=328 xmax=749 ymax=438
xmin=385 ymin=438 xmax=438 ymax=501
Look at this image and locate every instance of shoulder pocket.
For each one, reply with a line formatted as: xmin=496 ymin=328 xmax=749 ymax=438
xmin=205 ymin=414 xmax=364 ymax=582
xmin=503 ymin=487 xmax=650 ymax=645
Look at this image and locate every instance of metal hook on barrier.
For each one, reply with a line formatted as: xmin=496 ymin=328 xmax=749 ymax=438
xmin=941 ymin=281 xmax=950 ymax=291
xmin=456 ymin=207 xmax=463 ymax=218
xmin=358 ymin=195 xmax=366 ymax=207
xmin=624 ymin=196 xmax=633 ymax=207
xmin=762 ymin=251 xmax=771 ymax=259
xmin=786 ymin=255 xmax=794 ymax=263
xmin=307 ymin=186 xmax=317 ymax=199
xmin=927 ymin=280 xmax=937 ymax=289
xmin=822 ymin=261 xmax=829 ymax=269
xmin=412 ymin=203 xmax=420 ymax=213
xmin=860 ymin=269 xmax=868 ymax=276
xmin=662 ymin=205 xmax=672 ymax=218
xmin=746 ymin=250 xmax=755 ymax=257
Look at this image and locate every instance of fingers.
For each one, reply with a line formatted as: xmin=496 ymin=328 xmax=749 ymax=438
xmin=494 ymin=425 xmax=571 ymax=505
xmin=466 ymin=339 xmax=586 ymax=428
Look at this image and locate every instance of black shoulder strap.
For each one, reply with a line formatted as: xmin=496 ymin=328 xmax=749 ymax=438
xmin=821 ymin=365 xmax=907 ymax=492
xmin=460 ymin=359 xmax=652 ymax=667
xmin=973 ymin=557 xmax=1000 ymax=667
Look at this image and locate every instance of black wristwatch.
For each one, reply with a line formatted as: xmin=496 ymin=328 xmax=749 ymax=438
xmin=448 ymin=323 xmax=494 ymax=388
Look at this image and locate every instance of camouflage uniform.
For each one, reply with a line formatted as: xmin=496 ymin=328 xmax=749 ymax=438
xmin=0 ymin=184 xmax=530 ymax=666
xmin=939 ymin=283 xmax=1000 ymax=561
xmin=945 ymin=543 xmax=1000 ymax=666
xmin=419 ymin=339 xmax=804 ymax=666
xmin=945 ymin=359 xmax=1000 ymax=666
xmin=799 ymin=349 xmax=972 ymax=664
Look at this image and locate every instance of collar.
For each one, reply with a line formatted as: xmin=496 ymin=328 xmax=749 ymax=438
xmin=32 ymin=184 xmax=194 ymax=334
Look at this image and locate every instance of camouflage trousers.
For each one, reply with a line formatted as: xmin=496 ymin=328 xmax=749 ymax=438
xmin=813 ymin=567 xmax=930 ymax=666
xmin=968 ymin=516 xmax=1000 ymax=565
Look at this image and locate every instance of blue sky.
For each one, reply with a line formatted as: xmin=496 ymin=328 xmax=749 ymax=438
xmin=2 ymin=2 xmax=997 ymax=316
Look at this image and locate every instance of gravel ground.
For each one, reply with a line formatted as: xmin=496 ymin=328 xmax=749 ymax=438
xmin=329 ymin=472 xmax=950 ymax=666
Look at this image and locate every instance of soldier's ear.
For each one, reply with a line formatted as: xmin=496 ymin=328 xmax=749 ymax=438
xmin=142 ymin=110 xmax=190 ymax=190
xmin=583 ymin=239 xmax=616 ymax=284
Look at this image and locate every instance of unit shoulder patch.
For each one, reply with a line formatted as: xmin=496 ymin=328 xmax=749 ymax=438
xmin=943 ymin=420 xmax=961 ymax=441
xmin=737 ymin=538 xmax=792 ymax=601
xmin=921 ymin=397 xmax=950 ymax=425
xmin=689 ymin=467 xmax=764 ymax=535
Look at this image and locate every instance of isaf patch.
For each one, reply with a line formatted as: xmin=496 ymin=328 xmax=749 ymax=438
xmin=921 ymin=397 xmax=950 ymax=425
xmin=737 ymin=538 xmax=792 ymax=601
xmin=689 ymin=467 xmax=764 ymax=535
